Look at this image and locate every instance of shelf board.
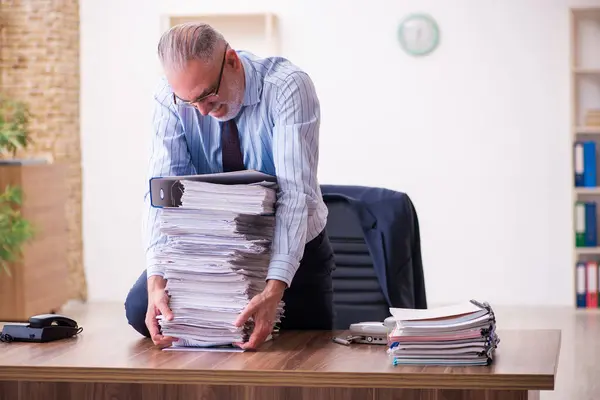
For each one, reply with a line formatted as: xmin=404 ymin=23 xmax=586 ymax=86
xmin=162 ymin=12 xmax=280 ymax=55
xmin=576 ymin=247 xmax=600 ymax=255
xmin=575 ymin=187 xmax=600 ymax=195
xmin=573 ymin=68 xmax=600 ymax=75
xmin=575 ymin=308 xmax=600 ymax=313
xmin=574 ymin=126 xmax=600 ymax=134
xmin=571 ymin=7 xmax=600 ymax=17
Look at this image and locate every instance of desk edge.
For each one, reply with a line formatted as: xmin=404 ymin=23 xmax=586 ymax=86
xmin=0 ymin=366 xmax=555 ymax=390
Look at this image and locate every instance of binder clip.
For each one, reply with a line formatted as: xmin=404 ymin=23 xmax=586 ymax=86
xmin=470 ymin=299 xmax=489 ymax=310
xmin=470 ymin=299 xmax=495 ymax=317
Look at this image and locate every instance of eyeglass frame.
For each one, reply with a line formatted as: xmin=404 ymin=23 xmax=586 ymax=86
xmin=172 ymin=44 xmax=229 ymax=107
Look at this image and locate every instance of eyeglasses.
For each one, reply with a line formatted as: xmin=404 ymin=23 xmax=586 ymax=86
xmin=173 ymin=44 xmax=228 ymax=107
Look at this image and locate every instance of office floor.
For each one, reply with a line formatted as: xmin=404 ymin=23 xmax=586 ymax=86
xmin=489 ymin=305 xmax=600 ymax=399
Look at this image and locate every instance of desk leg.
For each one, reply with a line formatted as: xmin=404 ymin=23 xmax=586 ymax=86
xmin=0 ymin=381 xmax=541 ymax=400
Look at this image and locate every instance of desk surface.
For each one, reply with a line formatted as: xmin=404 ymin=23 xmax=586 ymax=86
xmin=0 ymin=303 xmax=560 ymax=392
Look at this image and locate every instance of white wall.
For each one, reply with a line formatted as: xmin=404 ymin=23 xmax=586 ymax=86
xmin=80 ymin=0 xmax=600 ymax=306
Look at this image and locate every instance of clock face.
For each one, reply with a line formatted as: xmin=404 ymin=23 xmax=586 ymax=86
xmin=398 ymin=13 xmax=440 ymax=56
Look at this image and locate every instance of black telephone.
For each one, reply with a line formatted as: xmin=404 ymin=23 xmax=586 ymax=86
xmin=0 ymin=313 xmax=83 ymax=343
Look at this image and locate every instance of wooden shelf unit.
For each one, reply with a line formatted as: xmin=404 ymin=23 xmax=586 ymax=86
xmin=160 ymin=12 xmax=280 ymax=57
xmin=571 ymin=7 xmax=600 ymax=309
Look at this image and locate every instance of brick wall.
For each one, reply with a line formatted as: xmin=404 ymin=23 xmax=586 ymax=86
xmin=0 ymin=0 xmax=86 ymax=300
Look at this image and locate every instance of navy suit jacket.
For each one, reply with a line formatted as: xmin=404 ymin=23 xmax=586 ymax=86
xmin=320 ymin=184 xmax=427 ymax=310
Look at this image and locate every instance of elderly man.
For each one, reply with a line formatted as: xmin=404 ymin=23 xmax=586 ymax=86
xmin=124 ymin=22 xmax=335 ymax=350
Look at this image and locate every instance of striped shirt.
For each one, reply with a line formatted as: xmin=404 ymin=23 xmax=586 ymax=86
xmin=143 ymin=50 xmax=328 ymax=288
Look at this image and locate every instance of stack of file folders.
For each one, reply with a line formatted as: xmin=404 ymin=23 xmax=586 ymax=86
xmin=387 ymin=300 xmax=500 ymax=366
xmin=153 ymin=175 xmax=284 ymax=349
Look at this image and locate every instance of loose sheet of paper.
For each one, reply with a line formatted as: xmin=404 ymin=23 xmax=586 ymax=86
xmin=162 ymin=338 xmax=246 ymax=352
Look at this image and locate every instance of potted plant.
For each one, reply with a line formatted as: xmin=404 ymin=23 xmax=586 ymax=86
xmin=0 ymin=94 xmax=70 ymax=321
xmin=0 ymin=96 xmax=35 ymax=277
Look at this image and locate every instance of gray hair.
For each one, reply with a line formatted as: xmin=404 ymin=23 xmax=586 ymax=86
xmin=157 ymin=22 xmax=225 ymax=73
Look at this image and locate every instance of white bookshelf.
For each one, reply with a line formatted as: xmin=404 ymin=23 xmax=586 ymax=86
xmin=571 ymin=7 xmax=600 ymax=308
xmin=160 ymin=12 xmax=280 ymax=57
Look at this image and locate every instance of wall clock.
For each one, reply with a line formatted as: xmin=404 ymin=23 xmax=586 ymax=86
xmin=397 ymin=13 xmax=440 ymax=56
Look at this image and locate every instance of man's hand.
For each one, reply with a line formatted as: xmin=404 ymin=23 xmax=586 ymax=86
xmin=234 ymin=279 xmax=286 ymax=350
xmin=145 ymin=276 xmax=177 ymax=348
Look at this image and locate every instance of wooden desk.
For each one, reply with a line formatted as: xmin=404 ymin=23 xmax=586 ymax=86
xmin=0 ymin=304 xmax=560 ymax=400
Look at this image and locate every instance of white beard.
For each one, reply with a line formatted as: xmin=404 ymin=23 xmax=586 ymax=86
xmin=212 ymin=100 xmax=242 ymax=122
xmin=211 ymin=75 xmax=244 ymax=122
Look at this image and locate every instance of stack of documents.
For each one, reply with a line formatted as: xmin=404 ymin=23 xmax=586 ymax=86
xmin=387 ymin=300 xmax=500 ymax=366
xmin=153 ymin=178 xmax=283 ymax=349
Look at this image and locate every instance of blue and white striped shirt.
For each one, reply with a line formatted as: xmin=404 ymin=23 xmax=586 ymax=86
xmin=143 ymin=50 xmax=328 ymax=287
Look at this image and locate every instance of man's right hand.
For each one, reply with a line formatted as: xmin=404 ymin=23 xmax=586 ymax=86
xmin=145 ymin=276 xmax=177 ymax=348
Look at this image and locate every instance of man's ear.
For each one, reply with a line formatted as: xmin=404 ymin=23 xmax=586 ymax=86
xmin=226 ymin=48 xmax=241 ymax=70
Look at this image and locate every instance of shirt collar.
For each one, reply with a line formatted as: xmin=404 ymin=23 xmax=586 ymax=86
xmin=238 ymin=52 xmax=261 ymax=106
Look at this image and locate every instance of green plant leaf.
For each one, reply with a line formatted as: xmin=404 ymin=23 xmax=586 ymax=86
xmin=0 ymin=94 xmax=31 ymax=156
xmin=0 ymin=183 xmax=34 ymax=276
xmin=0 ymin=259 xmax=11 ymax=277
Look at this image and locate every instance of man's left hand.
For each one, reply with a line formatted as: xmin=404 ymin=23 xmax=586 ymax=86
xmin=234 ymin=279 xmax=286 ymax=350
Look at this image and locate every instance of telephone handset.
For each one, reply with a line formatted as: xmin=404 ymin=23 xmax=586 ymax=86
xmin=332 ymin=316 xmax=396 ymax=346
xmin=1 ymin=313 xmax=83 ymax=343
xmin=28 ymin=314 xmax=78 ymax=329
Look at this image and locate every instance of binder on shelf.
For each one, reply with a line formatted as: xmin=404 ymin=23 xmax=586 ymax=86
xmin=575 ymin=201 xmax=597 ymax=247
xmin=585 ymin=202 xmax=597 ymax=247
xmin=575 ymin=141 xmax=584 ymax=187
xmin=586 ymin=261 xmax=598 ymax=308
xmin=574 ymin=141 xmax=597 ymax=187
xmin=576 ymin=261 xmax=586 ymax=308
xmin=583 ymin=141 xmax=597 ymax=187
xmin=575 ymin=201 xmax=586 ymax=246
xmin=149 ymin=170 xmax=277 ymax=208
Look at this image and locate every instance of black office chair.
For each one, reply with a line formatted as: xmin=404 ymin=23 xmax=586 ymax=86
xmin=324 ymin=198 xmax=390 ymax=329
xmin=321 ymin=184 xmax=427 ymax=330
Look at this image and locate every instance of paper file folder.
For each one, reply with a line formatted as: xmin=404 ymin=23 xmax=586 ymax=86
xmin=149 ymin=170 xmax=277 ymax=208
xmin=583 ymin=141 xmax=597 ymax=187
xmin=576 ymin=202 xmax=586 ymax=247
xmin=586 ymin=202 xmax=598 ymax=247
xmin=575 ymin=141 xmax=584 ymax=186
xmin=587 ymin=261 xmax=598 ymax=308
xmin=148 ymin=169 xmax=282 ymax=349
xmin=577 ymin=261 xmax=587 ymax=308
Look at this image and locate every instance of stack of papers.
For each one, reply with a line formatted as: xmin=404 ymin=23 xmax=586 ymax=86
xmin=153 ymin=179 xmax=284 ymax=350
xmin=386 ymin=300 xmax=500 ymax=366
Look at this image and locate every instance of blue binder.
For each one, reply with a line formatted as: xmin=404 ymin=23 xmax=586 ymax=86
xmin=585 ymin=201 xmax=597 ymax=247
xmin=583 ymin=141 xmax=597 ymax=187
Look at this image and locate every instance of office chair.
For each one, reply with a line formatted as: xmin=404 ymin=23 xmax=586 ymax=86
xmin=321 ymin=184 xmax=427 ymax=330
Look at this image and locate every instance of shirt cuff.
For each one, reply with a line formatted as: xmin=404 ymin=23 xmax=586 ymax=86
xmin=146 ymin=250 xmax=165 ymax=279
xmin=146 ymin=264 xmax=165 ymax=279
xmin=266 ymin=253 xmax=301 ymax=288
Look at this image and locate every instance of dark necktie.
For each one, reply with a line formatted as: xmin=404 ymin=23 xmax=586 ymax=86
xmin=221 ymin=119 xmax=245 ymax=172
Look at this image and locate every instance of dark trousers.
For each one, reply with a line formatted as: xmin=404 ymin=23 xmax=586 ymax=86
xmin=124 ymin=229 xmax=336 ymax=337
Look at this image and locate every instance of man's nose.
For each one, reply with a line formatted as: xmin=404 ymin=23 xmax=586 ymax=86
xmin=195 ymin=101 xmax=214 ymax=116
